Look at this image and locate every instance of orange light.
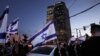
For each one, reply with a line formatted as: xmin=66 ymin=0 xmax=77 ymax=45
xmin=28 ymin=44 xmax=32 ymax=48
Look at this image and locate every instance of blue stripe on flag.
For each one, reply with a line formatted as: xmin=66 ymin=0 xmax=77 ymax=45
xmin=0 ymin=7 xmax=9 ymax=20
xmin=29 ymin=21 xmax=53 ymax=43
xmin=11 ymin=19 xmax=18 ymax=26
xmin=45 ymin=33 xmax=56 ymax=40
xmin=33 ymin=33 xmax=56 ymax=48
xmin=0 ymin=33 xmax=6 ymax=39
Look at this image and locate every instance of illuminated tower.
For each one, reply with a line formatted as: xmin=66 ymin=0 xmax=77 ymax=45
xmin=47 ymin=1 xmax=71 ymax=43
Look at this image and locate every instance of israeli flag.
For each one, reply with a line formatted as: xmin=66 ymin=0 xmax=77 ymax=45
xmin=7 ymin=18 xmax=19 ymax=34
xmin=0 ymin=6 xmax=9 ymax=43
xmin=29 ymin=21 xmax=57 ymax=47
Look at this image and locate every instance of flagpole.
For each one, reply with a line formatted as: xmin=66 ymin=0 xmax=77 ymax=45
xmin=4 ymin=32 xmax=7 ymax=56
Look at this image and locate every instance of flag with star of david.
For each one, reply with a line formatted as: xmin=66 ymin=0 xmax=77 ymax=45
xmin=29 ymin=21 xmax=57 ymax=47
xmin=7 ymin=17 xmax=19 ymax=34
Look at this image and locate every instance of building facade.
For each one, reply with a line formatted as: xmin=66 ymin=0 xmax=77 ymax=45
xmin=47 ymin=1 xmax=71 ymax=43
xmin=47 ymin=5 xmax=54 ymax=23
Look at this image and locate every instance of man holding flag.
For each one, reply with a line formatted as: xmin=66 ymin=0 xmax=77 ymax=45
xmin=6 ymin=17 xmax=19 ymax=44
xmin=27 ymin=21 xmax=59 ymax=56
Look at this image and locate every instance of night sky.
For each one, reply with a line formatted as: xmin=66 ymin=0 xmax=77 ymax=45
xmin=0 ymin=0 xmax=100 ymax=38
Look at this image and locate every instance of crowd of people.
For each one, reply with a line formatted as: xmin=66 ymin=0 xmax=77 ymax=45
xmin=54 ymin=23 xmax=100 ymax=56
xmin=0 ymin=34 xmax=32 ymax=56
xmin=0 ymin=23 xmax=100 ymax=56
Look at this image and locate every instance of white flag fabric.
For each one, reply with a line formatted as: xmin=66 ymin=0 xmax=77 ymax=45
xmin=78 ymin=36 xmax=86 ymax=41
xmin=68 ymin=36 xmax=76 ymax=45
xmin=0 ymin=6 xmax=9 ymax=43
xmin=70 ymin=37 xmax=76 ymax=41
xmin=7 ymin=18 xmax=19 ymax=34
xmin=29 ymin=21 xmax=57 ymax=47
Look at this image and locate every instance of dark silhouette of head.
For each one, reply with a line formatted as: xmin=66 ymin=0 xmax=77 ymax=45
xmin=91 ymin=23 xmax=100 ymax=36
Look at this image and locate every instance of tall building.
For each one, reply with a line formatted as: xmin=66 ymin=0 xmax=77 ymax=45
xmin=47 ymin=5 xmax=54 ymax=23
xmin=47 ymin=1 xmax=71 ymax=43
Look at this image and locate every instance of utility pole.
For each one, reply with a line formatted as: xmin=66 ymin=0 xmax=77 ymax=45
xmin=79 ymin=29 xmax=81 ymax=37
xmin=76 ymin=29 xmax=78 ymax=38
